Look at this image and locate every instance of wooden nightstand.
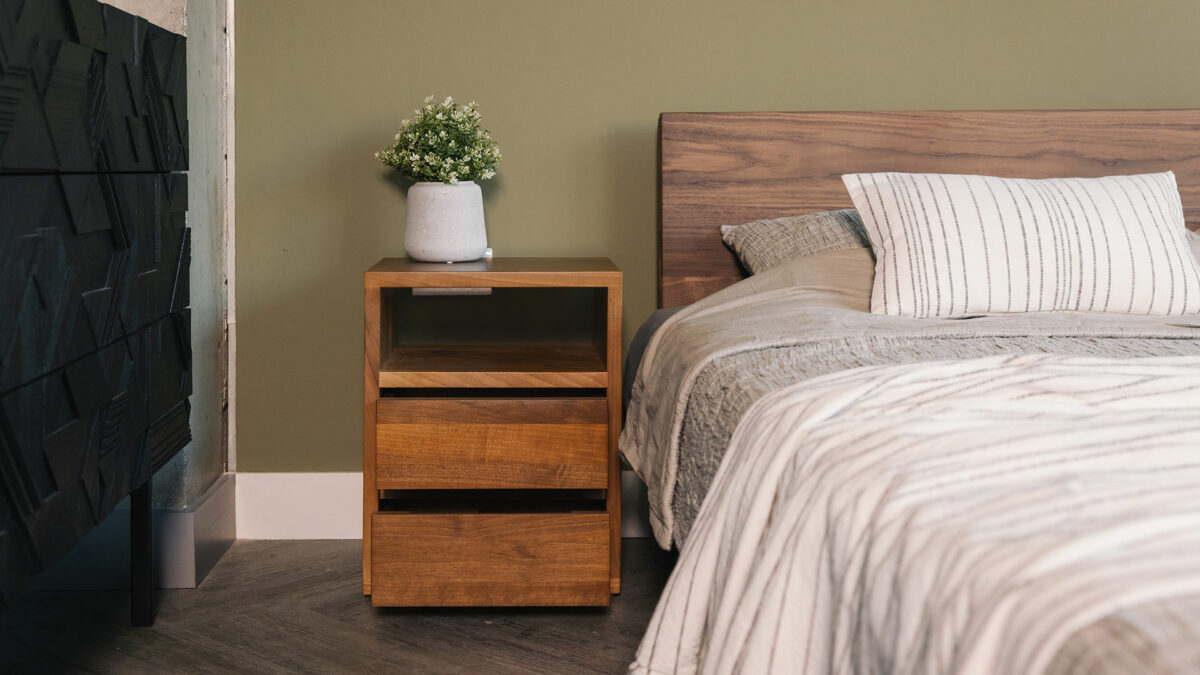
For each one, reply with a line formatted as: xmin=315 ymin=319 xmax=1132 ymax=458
xmin=363 ymin=257 xmax=622 ymax=606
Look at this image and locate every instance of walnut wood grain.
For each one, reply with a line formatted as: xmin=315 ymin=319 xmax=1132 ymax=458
xmin=370 ymin=512 xmax=611 ymax=607
xmin=366 ymin=257 xmax=621 ymax=289
xmin=378 ymin=397 xmax=608 ymax=424
xmin=605 ymin=285 xmax=622 ymax=593
xmin=363 ymin=285 xmax=381 ymax=595
xmin=379 ymin=344 xmax=607 ymax=388
xmin=375 ymin=398 xmax=608 ymax=490
xmin=659 ymin=110 xmax=1200 ymax=307
xmin=363 ymin=257 xmax=622 ymax=606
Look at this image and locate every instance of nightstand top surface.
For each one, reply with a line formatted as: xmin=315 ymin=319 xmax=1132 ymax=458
xmin=366 ymin=257 xmax=621 ymax=288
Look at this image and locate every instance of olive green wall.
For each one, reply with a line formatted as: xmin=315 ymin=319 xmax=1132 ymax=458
xmin=235 ymin=0 xmax=1200 ymax=471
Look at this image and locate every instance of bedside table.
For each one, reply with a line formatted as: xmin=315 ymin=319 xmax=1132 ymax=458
xmin=363 ymin=257 xmax=622 ymax=606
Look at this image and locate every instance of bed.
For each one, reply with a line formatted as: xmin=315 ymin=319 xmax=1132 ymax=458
xmin=622 ymin=110 xmax=1200 ymax=674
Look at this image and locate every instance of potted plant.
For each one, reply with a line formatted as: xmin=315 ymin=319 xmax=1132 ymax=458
xmin=377 ymin=96 xmax=502 ymax=262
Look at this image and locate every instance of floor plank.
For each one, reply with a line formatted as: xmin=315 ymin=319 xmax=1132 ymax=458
xmin=1 ymin=539 xmax=675 ymax=674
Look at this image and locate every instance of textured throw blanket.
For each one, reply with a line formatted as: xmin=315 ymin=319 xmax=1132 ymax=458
xmin=621 ymin=248 xmax=1200 ymax=549
xmin=631 ymin=354 xmax=1200 ymax=675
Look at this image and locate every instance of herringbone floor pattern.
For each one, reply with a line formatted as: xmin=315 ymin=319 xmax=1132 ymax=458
xmin=0 ymin=538 xmax=676 ymax=674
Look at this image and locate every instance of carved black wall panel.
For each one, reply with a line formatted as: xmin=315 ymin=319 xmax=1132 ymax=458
xmin=0 ymin=173 xmax=189 ymax=392
xmin=0 ymin=0 xmax=188 ymax=173
xmin=0 ymin=313 xmax=191 ymax=600
xmin=0 ymin=0 xmax=188 ymax=608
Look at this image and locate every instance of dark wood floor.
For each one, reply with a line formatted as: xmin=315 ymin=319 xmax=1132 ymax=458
xmin=1 ymin=538 xmax=676 ymax=674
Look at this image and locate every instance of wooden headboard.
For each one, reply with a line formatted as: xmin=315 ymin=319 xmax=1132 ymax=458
xmin=658 ymin=110 xmax=1200 ymax=307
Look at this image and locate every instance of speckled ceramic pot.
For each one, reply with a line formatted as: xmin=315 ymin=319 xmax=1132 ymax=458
xmin=404 ymin=181 xmax=488 ymax=262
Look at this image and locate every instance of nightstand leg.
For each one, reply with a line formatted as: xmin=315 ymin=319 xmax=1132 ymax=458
xmin=606 ymin=284 xmax=622 ymax=595
xmin=364 ymin=285 xmax=382 ymax=595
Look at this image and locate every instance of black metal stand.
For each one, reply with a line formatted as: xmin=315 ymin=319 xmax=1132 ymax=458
xmin=130 ymin=479 xmax=154 ymax=626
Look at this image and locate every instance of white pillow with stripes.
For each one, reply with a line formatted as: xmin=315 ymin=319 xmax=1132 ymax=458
xmin=842 ymin=171 xmax=1200 ymax=317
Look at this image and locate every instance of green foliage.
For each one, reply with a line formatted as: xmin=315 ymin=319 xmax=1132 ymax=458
xmin=376 ymin=96 xmax=501 ymax=184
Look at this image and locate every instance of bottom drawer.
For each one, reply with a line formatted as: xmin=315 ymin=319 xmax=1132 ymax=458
xmin=370 ymin=511 xmax=610 ymax=607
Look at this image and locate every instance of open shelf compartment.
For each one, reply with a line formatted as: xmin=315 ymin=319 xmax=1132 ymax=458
xmin=376 ymin=286 xmax=610 ymax=388
xmin=379 ymin=343 xmax=606 ymax=388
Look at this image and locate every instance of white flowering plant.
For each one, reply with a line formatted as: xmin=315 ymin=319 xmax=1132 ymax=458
xmin=376 ymin=96 xmax=501 ymax=184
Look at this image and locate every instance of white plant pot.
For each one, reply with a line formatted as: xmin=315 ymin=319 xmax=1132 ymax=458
xmin=404 ymin=181 xmax=488 ymax=263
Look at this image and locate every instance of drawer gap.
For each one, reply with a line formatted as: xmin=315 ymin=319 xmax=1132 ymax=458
xmin=379 ymin=489 xmax=605 ymax=514
xmin=379 ymin=387 xmax=606 ymax=399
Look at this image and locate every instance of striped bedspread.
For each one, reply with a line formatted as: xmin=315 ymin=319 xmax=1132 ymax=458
xmin=631 ymin=354 xmax=1200 ymax=675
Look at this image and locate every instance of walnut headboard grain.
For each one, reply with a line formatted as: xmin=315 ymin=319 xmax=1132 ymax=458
xmin=658 ymin=110 xmax=1200 ymax=307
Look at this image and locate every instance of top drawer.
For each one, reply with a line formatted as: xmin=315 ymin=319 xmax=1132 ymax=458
xmin=375 ymin=397 xmax=609 ymax=490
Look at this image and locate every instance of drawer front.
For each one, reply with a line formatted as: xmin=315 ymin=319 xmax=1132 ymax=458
xmin=375 ymin=398 xmax=608 ymax=490
xmin=370 ymin=511 xmax=610 ymax=606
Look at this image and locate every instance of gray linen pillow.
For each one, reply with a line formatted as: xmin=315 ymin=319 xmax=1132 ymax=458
xmin=720 ymin=209 xmax=869 ymax=274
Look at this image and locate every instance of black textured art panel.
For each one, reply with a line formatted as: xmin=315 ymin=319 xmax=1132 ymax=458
xmin=0 ymin=0 xmax=189 ymax=609
xmin=0 ymin=0 xmax=188 ymax=173
xmin=0 ymin=314 xmax=192 ymax=605
xmin=0 ymin=173 xmax=189 ymax=393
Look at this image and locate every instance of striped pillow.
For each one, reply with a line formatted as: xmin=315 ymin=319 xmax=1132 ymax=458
xmin=842 ymin=171 xmax=1200 ymax=317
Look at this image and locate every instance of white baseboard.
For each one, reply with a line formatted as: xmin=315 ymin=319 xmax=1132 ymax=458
xmin=235 ymin=470 xmax=652 ymax=539
xmin=235 ymin=472 xmax=363 ymax=539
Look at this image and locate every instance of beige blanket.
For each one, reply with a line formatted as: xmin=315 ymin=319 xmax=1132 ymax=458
xmin=620 ymin=248 xmax=1200 ymax=549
